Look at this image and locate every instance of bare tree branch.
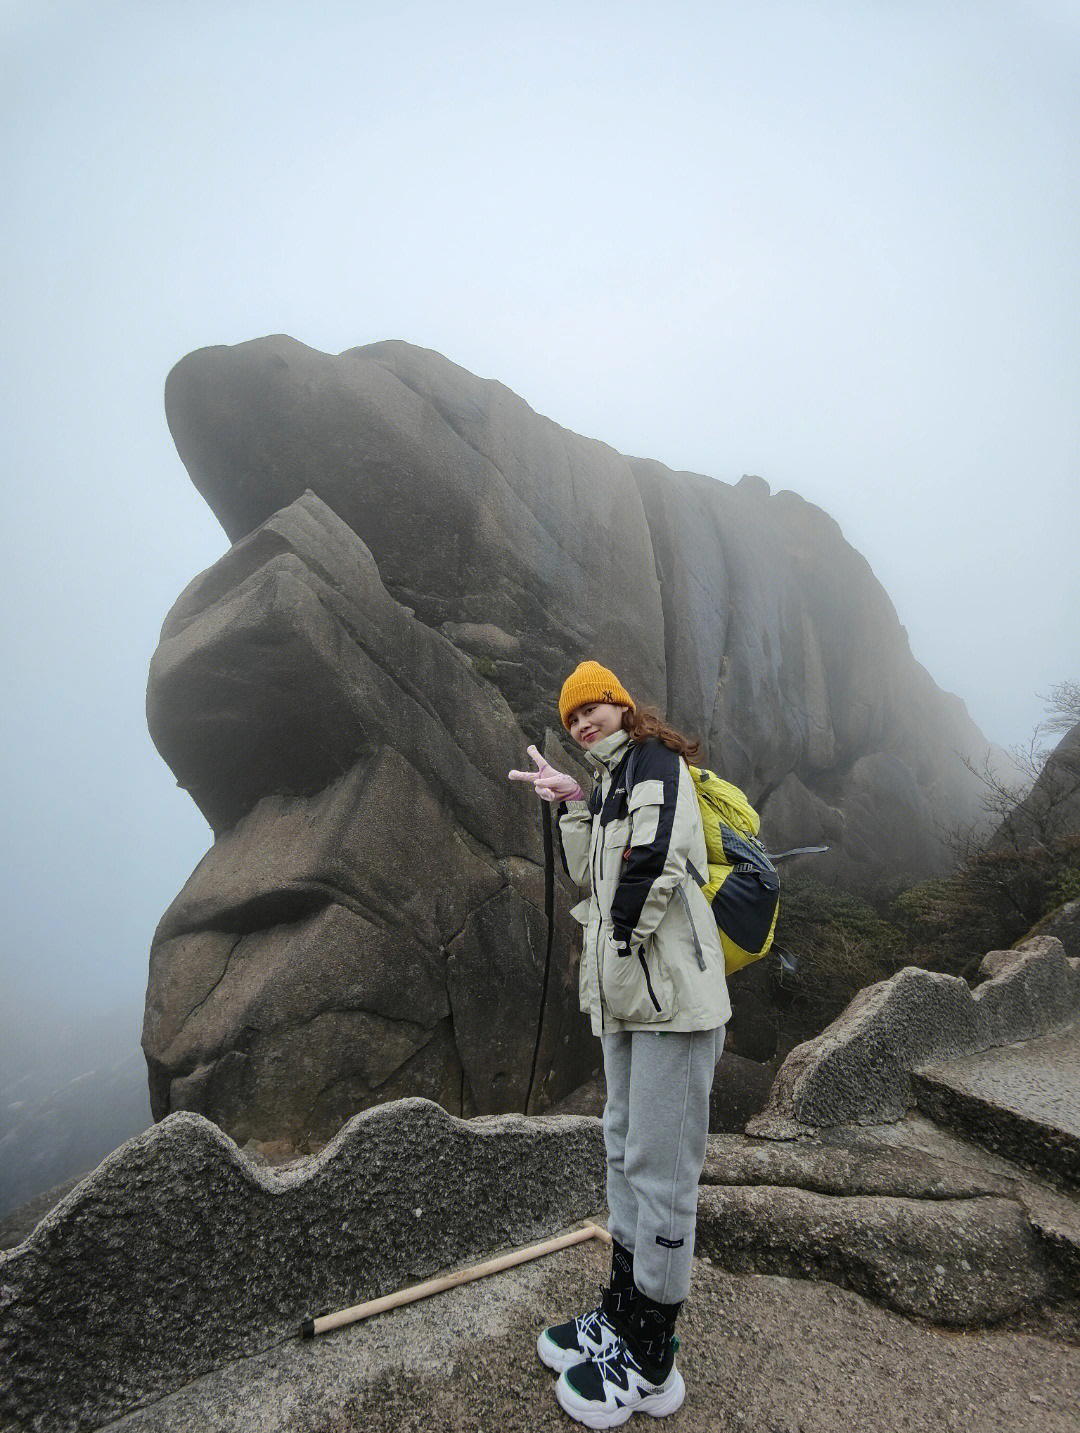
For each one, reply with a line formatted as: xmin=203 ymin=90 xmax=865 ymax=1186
xmin=1037 ymin=678 xmax=1080 ymax=735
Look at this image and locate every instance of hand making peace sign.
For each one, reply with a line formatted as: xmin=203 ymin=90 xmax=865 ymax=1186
xmin=507 ymin=745 xmax=585 ymax=803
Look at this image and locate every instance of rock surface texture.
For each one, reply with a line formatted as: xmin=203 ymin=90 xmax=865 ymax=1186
xmin=912 ymin=1020 xmax=1080 ymax=1185
xmin=707 ymin=936 xmax=1080 ymax=1333
xmin=1026 ymin=898 xmax=1080 ymax=959
xmin=144 ymin=336 xmax=1001 ymax=1145
xmin=0 ymin=1100 xmax=605 ymax=1433
xmin=747 ymin=935 xmax=1080 ymax=1136
xmin=87 ymin=1241 xmax=1080 ymax=1433
xmin=695 ymin=1117 xmax=1078 ymax=1326
xmin=4 ymin=1101 xmax=1076 ymax=1431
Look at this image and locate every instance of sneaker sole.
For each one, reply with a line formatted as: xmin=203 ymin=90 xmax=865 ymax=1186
xmin=554 ymin=1365 xmax=686 ymax=1428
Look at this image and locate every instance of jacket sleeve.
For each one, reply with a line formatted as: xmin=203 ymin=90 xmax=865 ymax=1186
xmin=609 ymin=742 xmax=692 ymax=947
xmin=555 ymin=798 xmax=594 ymax=889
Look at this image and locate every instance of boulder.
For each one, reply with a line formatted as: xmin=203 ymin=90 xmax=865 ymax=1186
xmin=695 ymin=1184 xmax=1049 ymax=1324
xmin=161 ymin=336 xmax=998 ymax=870
xmin=697 ymin=1114 xmax=1080 ymax=1325
xmin=1020 ymin=899 xmax=1080 ymax=960
xmin=146 ymin=336 xmax=1004 ymax=1143
xmin=144 ymin=491 xmax=596 ymax=1136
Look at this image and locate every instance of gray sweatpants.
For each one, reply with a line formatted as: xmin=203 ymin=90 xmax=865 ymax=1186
xmin=601 ymin=1025 xmax=726 ymax=1304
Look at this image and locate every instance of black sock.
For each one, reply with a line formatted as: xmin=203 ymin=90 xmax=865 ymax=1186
xmin=611 ymin=1237 xmax=634 ymax=1291
xmin=600 ymin=1237 xmax=637 ymax=1331
xmin=625 ymin=1289 xmax=682 ymax=1380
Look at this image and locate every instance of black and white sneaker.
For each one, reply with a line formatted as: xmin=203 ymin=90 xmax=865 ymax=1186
xmin=554 ymin=1334 xmax=685 ymax=1428
xmin=536 ymin=1288 xmax=625 ymax=1373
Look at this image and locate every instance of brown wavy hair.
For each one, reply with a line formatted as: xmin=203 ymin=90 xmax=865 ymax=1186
xmin=620 ymin=702 xmax=702 ymax=764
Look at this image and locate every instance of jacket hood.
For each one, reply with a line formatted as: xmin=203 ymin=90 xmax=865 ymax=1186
xmin=582 ymin=726 xmax=631 ymax=773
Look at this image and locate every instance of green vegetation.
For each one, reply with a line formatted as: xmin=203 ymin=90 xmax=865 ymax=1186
xmin=773 ymin=830 xmax=1080 ymax=1042
xmin=775 ymin=682 xmax=1079 ymax=1029
xmin=892 ymin=681 xmax=1079 ymax=981
xmin=887 ymin=832 xmax=1080 ymax=983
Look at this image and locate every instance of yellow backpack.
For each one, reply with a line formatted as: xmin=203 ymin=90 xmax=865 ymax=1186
xmin=621 ymin=745 xmax=781 ymax=975
xmin=685 ymin=766 xmax=780 ymax=974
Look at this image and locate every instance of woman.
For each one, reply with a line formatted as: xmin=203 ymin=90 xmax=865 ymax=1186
xmin=508 ymin=660 xmax=731 ymax=1428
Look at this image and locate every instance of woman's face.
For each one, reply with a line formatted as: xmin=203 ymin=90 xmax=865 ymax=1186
xmin=568 ymin=701 xmax=628 ymax=748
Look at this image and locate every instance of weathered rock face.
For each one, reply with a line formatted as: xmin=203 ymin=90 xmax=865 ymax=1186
xmin=145 ymin=335 xmax=999 ymax=1145
xmin=143 ymin=490 xmax=595 ymax=1140
xmin=746 ymin=936 xmax=1080 ymax=1140
xmin=1026 ymin=899 xmax=1080 ymax=960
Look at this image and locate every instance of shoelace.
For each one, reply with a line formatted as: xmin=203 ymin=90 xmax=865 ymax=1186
xmin=593 ymin=1330 xmax=677 ymax=1388
xmin=578 ymin=1281 xmax=624 ymax=1346
xmin=578 ymin=1296 xmax=620 ymax=1347
xmin=592 ymin=1337 xmax=636 ymax=1388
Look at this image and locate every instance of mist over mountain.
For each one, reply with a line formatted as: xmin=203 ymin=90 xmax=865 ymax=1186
xmin=1 ymin=1002 xmax=149 ymax=1218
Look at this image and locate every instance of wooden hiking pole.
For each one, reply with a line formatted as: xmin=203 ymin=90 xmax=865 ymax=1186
xmin=300 ymin=1220 xmax=612 ymax=1339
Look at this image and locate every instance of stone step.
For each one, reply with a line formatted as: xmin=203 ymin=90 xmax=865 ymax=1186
xmin=912 ymin=1019 xmax=1080 ymax=1187
xmin=697 ymin=1115 xmax=1080 ymax=1325
xmin=694 ymin=1182 xmax=1051 ymax=1325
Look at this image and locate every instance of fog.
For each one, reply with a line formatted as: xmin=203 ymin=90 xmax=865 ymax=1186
xmin=1 ymin=1 xmax=1076 ymax=1213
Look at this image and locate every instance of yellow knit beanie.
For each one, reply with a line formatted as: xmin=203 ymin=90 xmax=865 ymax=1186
xmin=558 ymin=661 xmax=637 ymax=731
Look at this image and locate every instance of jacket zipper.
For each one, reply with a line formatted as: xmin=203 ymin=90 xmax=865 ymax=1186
xmin=675 ymin=884 xmax=708 ymax=971
xmin=591 ymin=773 xmax=605 ymax=1029
xmin=591 ymin=749 xmax=705 ymax=1020
xmin=590 ymin=746 xmax=630 ymax=1025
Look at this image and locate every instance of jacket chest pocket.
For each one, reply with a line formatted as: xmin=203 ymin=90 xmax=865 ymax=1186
xmin=627 ymin=778 xmax=665 ymax=848
xmin=602 ymin=814 xmax=631 ymax=849
xmin=598 ymin=818 xmax=631 ymax=885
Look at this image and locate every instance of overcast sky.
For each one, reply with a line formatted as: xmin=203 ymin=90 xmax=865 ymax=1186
xmin=2 ymin=0 xmax=1077 ymax=1066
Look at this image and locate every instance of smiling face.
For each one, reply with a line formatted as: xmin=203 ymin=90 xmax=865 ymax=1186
xmin=567 ymin=701 xmax=629 ymax=748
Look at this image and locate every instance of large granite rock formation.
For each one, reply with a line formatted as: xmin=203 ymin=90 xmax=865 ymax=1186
xmin=144 ymin=335 xmax=999 ymax=1146
xmin=143 ymin=489 xmax=594 ymax=1142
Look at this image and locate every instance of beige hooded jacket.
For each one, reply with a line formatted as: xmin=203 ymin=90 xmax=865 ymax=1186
xmin=555 ymin=726 xmax=732 ymax=1036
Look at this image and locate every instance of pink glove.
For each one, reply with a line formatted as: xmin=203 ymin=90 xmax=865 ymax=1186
xmin=508 ymin=745 xmax=585 ymax=803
